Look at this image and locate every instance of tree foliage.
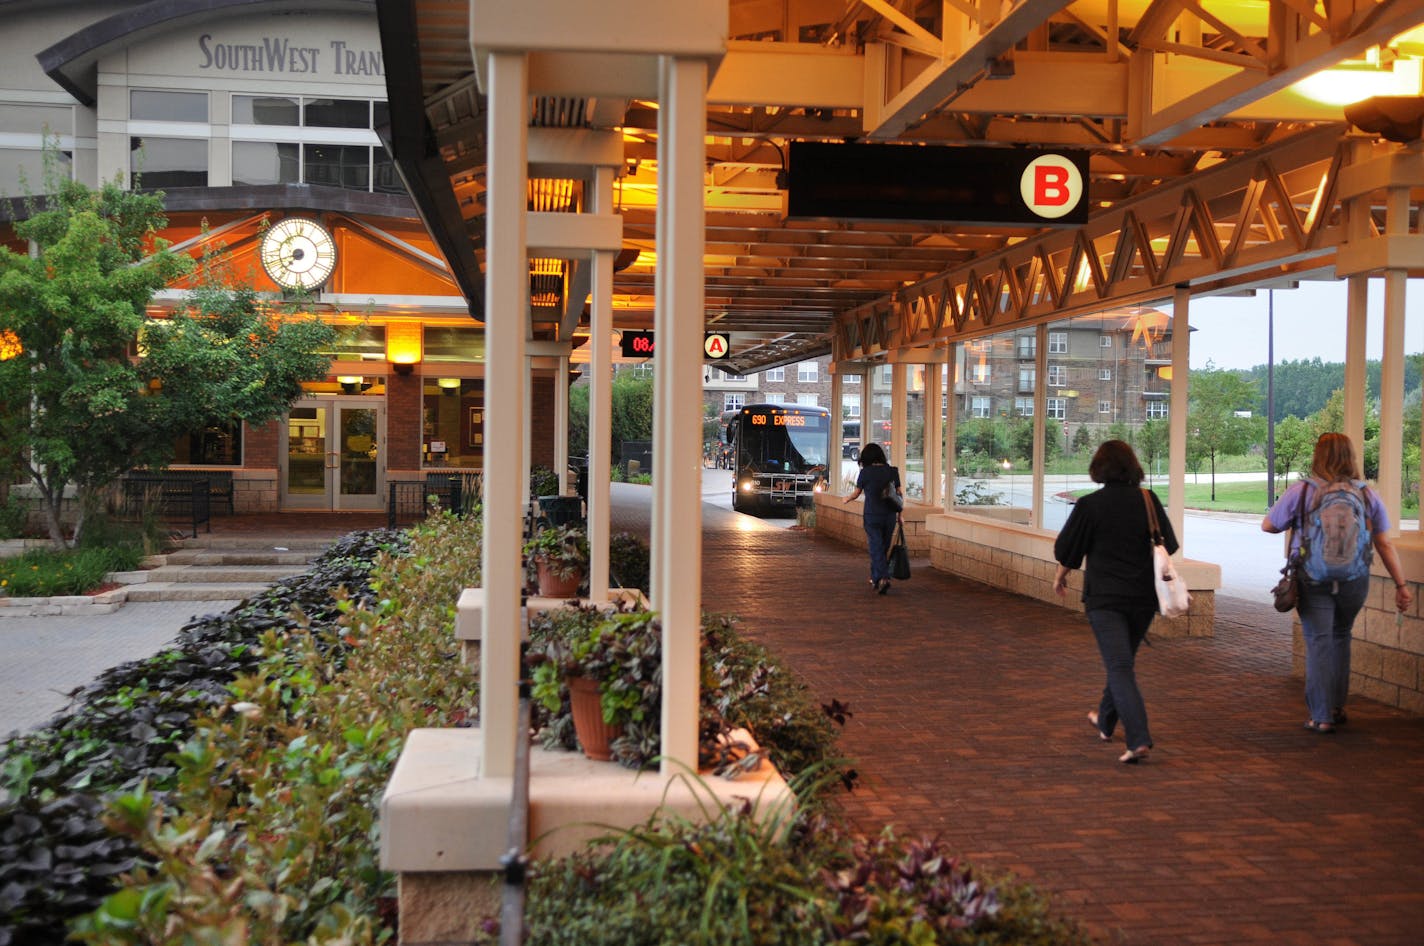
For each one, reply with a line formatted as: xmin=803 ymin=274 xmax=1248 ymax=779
xmin=0 ymin=174 xmax=333 ymax=546
xmin=1187 ymin=365 xmax=1261 ymax=500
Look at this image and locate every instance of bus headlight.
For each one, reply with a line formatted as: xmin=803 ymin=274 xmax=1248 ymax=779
xmin=739 ymin=479 xmax=756 ymax=493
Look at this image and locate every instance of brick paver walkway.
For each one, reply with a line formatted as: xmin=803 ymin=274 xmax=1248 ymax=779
xmin=700 ymin=520 xmax=1424 ymax=946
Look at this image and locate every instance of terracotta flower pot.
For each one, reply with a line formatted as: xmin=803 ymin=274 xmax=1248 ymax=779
xmin=535 ymin=558 xmax=583 ymax=598
xmin=567 ymin=675 xmax=623 ymax=761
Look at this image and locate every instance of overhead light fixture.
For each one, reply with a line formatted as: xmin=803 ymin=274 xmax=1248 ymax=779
xmin=438 ymin=377 xmax=461 ymax=394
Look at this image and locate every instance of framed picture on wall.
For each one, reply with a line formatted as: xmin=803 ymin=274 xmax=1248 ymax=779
xmin=468 ymin=409 xmax=483 ymax=447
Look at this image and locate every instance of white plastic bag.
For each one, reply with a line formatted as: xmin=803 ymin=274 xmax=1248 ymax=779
xmin=1152 ymin=544 xmax=1191 ymax=618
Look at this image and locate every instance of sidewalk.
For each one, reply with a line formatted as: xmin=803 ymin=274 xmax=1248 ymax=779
xmin=705 ymin=524 xmax=1424 ymax=946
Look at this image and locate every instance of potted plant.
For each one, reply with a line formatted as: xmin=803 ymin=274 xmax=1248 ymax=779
xmin=530 ymin=607 xmax=659 ymax=762
xmin=522 ymin=523 xmax=589 ymax=597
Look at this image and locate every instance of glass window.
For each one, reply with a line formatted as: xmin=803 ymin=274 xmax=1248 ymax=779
xmin=765 ymin=366 xmax=785 ymax=382
xmin=1100 ymin=334 xmax=1113 ymax=348
xmin=373 ymin=145 xmax=404 ymax=194
xmin=1099 ymin=367 xmax=1112 ymax=381
xmin=422 ymin=377 xmax=484 ymax=469
xmin=0 ymin=148 xmax=55 ymax=197
xmin=1098 ymin=400 xmax=1113 ymax=414
xmin=424 ymin=325 xmax=485 ymax=363
xmin=844 ymin=373 xmax=860 ymax=384
xmin=304 ymin=143 xmax=370 ymax=190
xmin=632 ymin=363 xmax=653 ymax=379
xmin=171 ymin=420 xmax=242 ymax=465
xmin=970 ymin=362 xmax=990 ymax=384
xmin=796 ymin=393 xmax=819 ymax=407
xmin=844 ymin=397 xmax=860 ymax=418
xmin=233 ymin=95 xmax=300 ymax=125
xmin=797 ymin=361 xmax=818 ymax=382
xmin=723 ymin=392 xmax=744 ymax=411
xmin=1018 ymin=366 xmax=1035 ymax=391
xmin=318 ymin=324 xmax=385 ymax=360
xmin=304 ymin=98 xmax=371 ymax=128
xmin=1016 ymin=335 xmax=1036 ymax=358
xmin=232 ymin=141 xmax=299 ymax=186
xmin=1046 ymin=397 xmax=1066 ymax=419
xmin=373 ymin=101 xmax=390 ymax=129
xmin=1049 ymin=332 xmax=1068 ymax=354
xmin=971 ymin=396 xmax=991 ymax=418
xmin=1146 ymin=401 xmax=1169 ymax=419
xmin=1014 ymin=397 xmax=1033 ymax=416
xmin=1047 ymin=364 xmax=1067 ymax=387
xmin=131 ymin=90 xmax=207 ymax=122
xmin=876 ymin=365 xmax=892 ymax=386
xmin=130 ymin=137 xmax=207 ymax=188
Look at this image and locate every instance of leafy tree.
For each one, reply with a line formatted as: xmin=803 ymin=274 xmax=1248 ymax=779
xmin=0 ymin=174 xmax=333 ymax=546
xmin=568 ymin=382 xmax=589 ymax=457
xmin=1187 ymin=365 xmax=1259 ymax=500
xmin=1271 ymin=414 xmax=1314 ymax=485
xmin=1136 ymin=419 xmax=1169 ymax=484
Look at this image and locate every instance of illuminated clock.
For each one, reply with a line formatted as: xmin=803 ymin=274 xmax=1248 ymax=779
xmin=260 ymin=217 xmax=336 ymax=290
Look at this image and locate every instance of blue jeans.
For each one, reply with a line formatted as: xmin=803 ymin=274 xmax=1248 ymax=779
xmin=1087 ymin=606 xmax=1156 ymax=752
xmin=1297 ymin=576 xmax=1369 ymax=724
xmin=864 ymin=513 xmax=897 ymax=583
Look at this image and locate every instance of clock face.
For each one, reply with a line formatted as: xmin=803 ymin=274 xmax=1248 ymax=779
xmin=260 ymin=217 xmax=336 ymax=290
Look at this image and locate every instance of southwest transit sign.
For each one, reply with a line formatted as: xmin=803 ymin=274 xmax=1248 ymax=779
xmin=787 ymin=142 xmax=1089 ymax=227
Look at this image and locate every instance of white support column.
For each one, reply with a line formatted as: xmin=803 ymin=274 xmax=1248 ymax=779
xmin=943 ymin=346 xmax=957 ymax=512
xmin=1379 ymin=268 xmax=1407 ymax=527
xmin=890 ymin=363 xmax=907 ymax=472
xmin=652 ymin=55 xmax=706 ymax=776
xmin=1030 ymin=326 xmax=1046 ymax=528
xmin=1345 ymin=276 xmax=1369 ymax=455
xmin=555 ymin=357 xmax=570 ymax=494
xmin=479 ymin=50 xmax=528 ymax=781
xmin=524 ymin=361 xmax=535 ymax=512
xmin=588 ymin=165 xmax=615 ymax=600
xmin=829 ymin=368 xmax=844 ymax=493
xmin=924 ymin=359 xmax=943 ymax=507
xmin=1168 ymin=286 xmax=1190 ymax=546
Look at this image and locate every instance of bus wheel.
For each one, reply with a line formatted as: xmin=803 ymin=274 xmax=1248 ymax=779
xmin=848 ymin=446 xmax=859 ymax=461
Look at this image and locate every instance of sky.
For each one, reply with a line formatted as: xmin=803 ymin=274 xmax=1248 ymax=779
xmin=1181 ymin=278 xmax=1423 ymax=371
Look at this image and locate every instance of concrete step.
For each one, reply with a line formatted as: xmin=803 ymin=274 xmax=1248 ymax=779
xmin=124 ymin=582 xmax=269 ymax=602
xmin=162 ymin=549 xmax=317 ymax=566
xmin=141 ymin=565 xmax=308 ymax=583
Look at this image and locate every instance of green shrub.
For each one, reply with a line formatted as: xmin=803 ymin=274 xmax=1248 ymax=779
xmin=0 ymin=494 xmax=28 ymax=539
xmin=608 ymin=531 xmax=649 ymax=592
xmin=530 ymin=465 xmax=559 ymax=498
xmin=527 ymin=607 xmax=850 ymax=799
xmin=485 ymin=807 xmax=1091 ymax=946
xmin=0 ymin=545 xmax=143 ymax=597
xmin=70 ymin=515 xmax=479 ymax=945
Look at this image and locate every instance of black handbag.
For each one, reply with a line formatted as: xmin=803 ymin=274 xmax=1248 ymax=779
xmin=887 ymin=517 xmax=911 ymax=581
xmin=1271 ymin=495 xmax=1304 ymax=613
xmin=882 ymin=480 xmax=903 ymax=511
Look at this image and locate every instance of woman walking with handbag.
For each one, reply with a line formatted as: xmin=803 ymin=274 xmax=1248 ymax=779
xmin=1053 ymin=440 xmax=1176 ymax=764
xmin=842 ymin=442 xmax=902 ymax=594
xmin=1263 ymin=432 xmax=1412 ymax=733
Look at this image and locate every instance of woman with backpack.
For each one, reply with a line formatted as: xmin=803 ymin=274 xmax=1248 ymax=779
xmin=1263 ymin=432 xmax=1413 ymax=733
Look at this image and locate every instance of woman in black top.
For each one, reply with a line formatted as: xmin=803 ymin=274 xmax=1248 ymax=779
xmin=1052 ymin=440 xmax=1177 ymax=764
xmin=842 ymin=442 xmax=902 ymax=594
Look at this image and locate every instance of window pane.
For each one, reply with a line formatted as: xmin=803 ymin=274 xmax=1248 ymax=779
xmin=130 ymin=137 xmax=207 ymax=188
xmin=373 ymin=101 xmax=390 ymax=128
xmin=953 ymin=333 xmax=1032 ymax=518
xmin=422 ymin=377 xmax=484 ymax=469
xmin=424 ymin=325 xmax=486 ymax=363
xmin=233 ymin=95 xmax=300 ymax=125
xmin=232 ymin=141 xmax=299 ymax=186
xmin=171 ymin=421 xmax=242 ymax=465
xmin=0 ymin=148 xmax=54 ymax=197
xmin=131 ymin=90 xmax=207 ymax=122
xmin=373 ymin=145 xmax=404 ymax=194
xmin=304 ymin=97 xmax=370 ymax=128
xmin=304 ymin=143 xmax=369 ymax=190
xmin=318 ymin=324 xmax=385 ymax=360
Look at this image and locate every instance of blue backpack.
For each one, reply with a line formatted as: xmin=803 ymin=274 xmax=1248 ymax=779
xmin=1299 ymin=478 xmax=1373 ymax=583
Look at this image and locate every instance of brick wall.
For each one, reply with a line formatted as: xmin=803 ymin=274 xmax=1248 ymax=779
xmin=531 ymin=375 xmax=555 ymax=471
xmin=1292 ymin=574 xmax=1424 ymax=714
xmin=387 ymin=373 xmax=423 ymax=470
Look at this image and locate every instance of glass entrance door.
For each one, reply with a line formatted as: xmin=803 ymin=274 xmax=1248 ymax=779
xmin=283 ymin=399 xmax=384 ymax=510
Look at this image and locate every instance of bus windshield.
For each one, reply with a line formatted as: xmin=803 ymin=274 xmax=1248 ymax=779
xmin=736 ymin=408 xmax=828 ymax=473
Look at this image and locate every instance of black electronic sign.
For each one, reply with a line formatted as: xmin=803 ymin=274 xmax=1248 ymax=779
xmin=787 ymin=141 xmax=1089 ymax=227
xmin=620 ymin=330 xmax=655 ymax=358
